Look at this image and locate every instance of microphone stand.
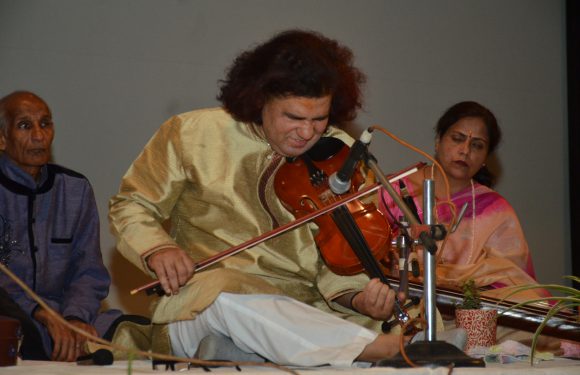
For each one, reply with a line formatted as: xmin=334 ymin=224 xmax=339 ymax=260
xmin=365 ymin=152 xmax=484 ymax=368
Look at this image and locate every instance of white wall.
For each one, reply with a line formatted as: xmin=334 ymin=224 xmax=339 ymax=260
xmin=0 ymin=0 xmax=568 ymax=316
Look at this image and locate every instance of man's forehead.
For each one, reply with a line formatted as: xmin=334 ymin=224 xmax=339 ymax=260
xmin=6 ymin=94 xmax=51 ymax=118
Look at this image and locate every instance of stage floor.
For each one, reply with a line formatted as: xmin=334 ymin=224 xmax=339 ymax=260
xmin=1 ymin=358 xmax=579 ymax=375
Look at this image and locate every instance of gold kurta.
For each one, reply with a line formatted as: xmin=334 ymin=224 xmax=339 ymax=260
xmin=109 ymin=107 xmax=390 ymax=332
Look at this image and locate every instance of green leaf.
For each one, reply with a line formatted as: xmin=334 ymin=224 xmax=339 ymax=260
xmin=530 ymin=301 xmax=567 ymax=364
xmin=494 ymin=276 xmax=579 ymax=366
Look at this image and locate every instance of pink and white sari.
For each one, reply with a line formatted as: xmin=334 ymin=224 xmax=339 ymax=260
xmin=378 ymin=177 xmax=541 ymax=300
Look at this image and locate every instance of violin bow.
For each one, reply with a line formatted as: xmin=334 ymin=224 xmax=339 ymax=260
xmin=130 ymin=163 xmax=424 ymax=296
xmin=131 ymin=183 xmax=381 ymax=295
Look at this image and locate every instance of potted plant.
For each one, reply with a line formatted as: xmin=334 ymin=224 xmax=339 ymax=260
xmin=501 ymin=275 xmax=580 ymax=364
xmin=455 ymin=279 xmax=498 ymax=350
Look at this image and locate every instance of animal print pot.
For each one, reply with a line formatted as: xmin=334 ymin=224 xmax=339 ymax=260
xmin=455 ymin=309 xmax=497 ymax=351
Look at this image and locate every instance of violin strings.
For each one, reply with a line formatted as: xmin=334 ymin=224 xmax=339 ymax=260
xmin=330 ymin=204 xmax=407 ymax=321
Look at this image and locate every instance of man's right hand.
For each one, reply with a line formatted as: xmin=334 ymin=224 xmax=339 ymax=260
xmin=146 ymin=246 xmax=195 ymax=295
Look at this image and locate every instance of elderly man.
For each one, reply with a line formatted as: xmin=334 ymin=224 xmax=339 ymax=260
xmin=0 ymin=91 xmax=122 ymax=361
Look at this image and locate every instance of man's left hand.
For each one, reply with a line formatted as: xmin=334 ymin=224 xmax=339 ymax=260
xmin=352 ymin=278 xmax=406 ymax=321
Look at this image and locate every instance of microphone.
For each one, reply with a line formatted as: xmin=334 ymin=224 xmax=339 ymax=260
xmin=450 ymin=202 xmax=469 ymax=233
xmin=328 ymin=128 xmax=373 ymax=194
xmin=398 ymin=179 xmax=421 ymax=223
xmin=76 ymin=348 xmax=114 ymax=366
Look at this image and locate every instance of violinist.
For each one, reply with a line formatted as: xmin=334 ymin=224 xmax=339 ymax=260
xmin=379 ymin=101 xmax=541 ymax=299
xmin=110 ymin=30 xmax=460 ymax=366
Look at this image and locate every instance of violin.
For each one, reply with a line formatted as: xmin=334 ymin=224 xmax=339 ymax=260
xmin=274 ymin=137 xmax=392 ymax=275
xmin=274 ymin=137 xmax=391 ymax=275
xmin=274 ymin=137 xmax=411 ymax=330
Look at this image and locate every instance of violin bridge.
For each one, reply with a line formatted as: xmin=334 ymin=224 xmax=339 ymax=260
xmin=318 ymin=189 xmax=337 ymax=202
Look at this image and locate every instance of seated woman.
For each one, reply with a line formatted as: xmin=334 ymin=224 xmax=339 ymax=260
xmin=379 ymin=101 xmax=580 ymax=355
xmin=378 ymin=101 xmax=540 ymax=301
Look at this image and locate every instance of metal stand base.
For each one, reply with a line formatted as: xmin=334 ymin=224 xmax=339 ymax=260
xmin=375 ymin=340 xmax=485 ymax=368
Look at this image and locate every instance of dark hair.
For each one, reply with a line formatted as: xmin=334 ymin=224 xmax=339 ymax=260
xmin=435 ymin=101 xmax=502 ymax=187
xmin=217 ymin=29 xmax=365 ymax=127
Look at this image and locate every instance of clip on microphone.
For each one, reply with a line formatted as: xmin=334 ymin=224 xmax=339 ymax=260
xmin=450 ymin=202 xmax=469 ymax=233
xmin=398 ymin=180 xmax=422 ymax=223
xmin=328 ymin=128 xmax=373 ymax=195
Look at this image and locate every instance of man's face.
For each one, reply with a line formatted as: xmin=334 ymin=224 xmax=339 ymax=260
xmin=261 ymin=95 xmax=332 ymax=157
xmin=0 ymin=94 xmax=54 ymax=179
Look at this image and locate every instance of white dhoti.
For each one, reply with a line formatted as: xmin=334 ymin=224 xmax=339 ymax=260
xmin=168 ymin=293 xmax=378 ymax=367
